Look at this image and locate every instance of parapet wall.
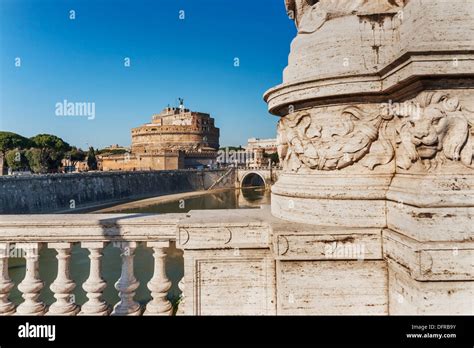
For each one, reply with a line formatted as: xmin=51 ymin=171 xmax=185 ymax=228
xmin=0 ymin=169 xmax=234 ymax=214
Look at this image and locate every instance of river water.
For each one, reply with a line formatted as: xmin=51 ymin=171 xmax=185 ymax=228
xmin=8 ymin=187 xmax=270 ymax=310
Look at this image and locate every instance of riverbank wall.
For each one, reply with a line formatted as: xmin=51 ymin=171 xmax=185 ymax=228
xmin=0 ymin=169 xmax=235 ymax=214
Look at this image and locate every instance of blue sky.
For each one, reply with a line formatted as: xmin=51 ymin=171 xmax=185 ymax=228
xmin=0 ymin=0 xmax=295 ymax=149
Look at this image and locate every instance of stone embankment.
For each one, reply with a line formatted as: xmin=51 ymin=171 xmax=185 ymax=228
xmin=0 ymin=169 xmax=235 ymax=214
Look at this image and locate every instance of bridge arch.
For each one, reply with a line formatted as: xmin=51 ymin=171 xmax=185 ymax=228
xmin=240 ymin=171 xmax=266 ymax=188
xmin=236 ymin=167 xmax=281 ymax=188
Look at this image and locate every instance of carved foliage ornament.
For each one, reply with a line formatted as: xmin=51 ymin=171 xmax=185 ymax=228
xmin=277 ymin=92 xmax=474 ymax=172
xmin=285 ymin=0 xmax=406 ymax=34
xmin=277 ymin=105 xmax=394 ymax=171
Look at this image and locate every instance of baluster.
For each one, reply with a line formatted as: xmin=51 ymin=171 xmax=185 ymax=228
xmin=79 ymin=242 xmax=109 ymax=315
xmin=144 ymin=241 xmax=172 ymax=316
xmin=47 ymin=243 xmax=78 ymax=315
xmin=0 ymin=243 xmax=15 ymax=315
xmin=112 ymin=242 xmax=141 ymax=316
xmin=16 ymin=243 xmax=45 ymax=315
xmin=176 ymin=274 xmax=185 ymax=315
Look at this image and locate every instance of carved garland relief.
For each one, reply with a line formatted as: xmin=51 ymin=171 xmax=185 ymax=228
xmin=277 ymin=92 xmax=474 ymax=172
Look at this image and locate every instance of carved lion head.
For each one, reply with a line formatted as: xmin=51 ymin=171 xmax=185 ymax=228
xmin=395 ymin=92 xmax=472 ymax=170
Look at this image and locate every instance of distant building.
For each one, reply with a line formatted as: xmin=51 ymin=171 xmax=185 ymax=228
xmin=244 ymin=137 xmax=277 ymax=167
xmin=101 ymin=105 xmax=220 ymax=171
xmin=246 ymin=138 xmax=277 ymax=153
xmin=61 ymin=158 xmax=91 ymax=173
xmin=103 ymin=144 xmax=129 ymax=151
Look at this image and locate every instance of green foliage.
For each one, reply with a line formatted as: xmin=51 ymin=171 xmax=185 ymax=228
xmin=264 ymin=152 xmax=279 ymax=164
xmin=43 ymin=148 xmax=64 ymax=172
xmin=219 ymin=146 xmax=243 ymax=151
xmin=24 ymin=148 xmax=45 ymax=173
xmin=1 ymin=132 xmax=87 ymax=173
xmin=0 ymin=132 xmax=34 ymax=153
xmin=65 ymin=147 xmax=87 ymax=164
xmin=5 ymin=149 xmax=29 ymax=171
xmin=29 ymin=134 xmax=71 ymax=172
xmin=97 ymin=148 xmax=127 ymax=155
xmin=87 ymin=147 xmax=98 ymax=170
xmin=30 ymin=134 xmax=71 ymax=152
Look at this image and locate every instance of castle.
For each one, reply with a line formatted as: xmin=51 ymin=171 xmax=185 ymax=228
xmin=101 ymin=104 xmax=220 ymax=171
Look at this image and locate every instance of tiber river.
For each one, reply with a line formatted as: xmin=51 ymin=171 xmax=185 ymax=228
xmin=8 ymin=187 xmax=270 ymax=311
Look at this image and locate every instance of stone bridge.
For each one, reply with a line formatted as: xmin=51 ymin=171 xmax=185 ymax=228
xmin=0 ymin=0 xmax=472 ymax=317
xmin=235 ymin=166 xmax=281 ymax=188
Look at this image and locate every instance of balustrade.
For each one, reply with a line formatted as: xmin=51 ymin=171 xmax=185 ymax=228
xmin=144 ymin=241 xmax=173 ymax=316
xmin=48 ymin=242 xmax=79 ymax=315
xmin=79 ymin=242 xmax=110 ymax=316
xmin=112 ymin=242 xmax=140 ymax=316
xmin=0 ymin=243 xmax=15 ymax=315
xmin=16 ymin=243 xmax=45 ymax=315
xmin=176 ymin=272 xmax=185 ymax=316
xmin=0 ymin=215 xmax=185 ymax=316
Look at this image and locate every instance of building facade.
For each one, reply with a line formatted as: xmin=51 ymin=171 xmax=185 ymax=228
xmin=102 ymin=106 xmax=220 ymax=171
xmin=244 ymin=137 xmax=277 ymax=167
xmin=246 ymin=137 xmax=277 ymax=153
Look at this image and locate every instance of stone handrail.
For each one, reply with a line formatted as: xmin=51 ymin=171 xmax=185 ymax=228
xmin=0 ymin=214 xmax=185 ymax=316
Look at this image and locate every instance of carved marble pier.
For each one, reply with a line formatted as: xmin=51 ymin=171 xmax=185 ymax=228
xmin=263 ymin=0 xmax=474 ymax=314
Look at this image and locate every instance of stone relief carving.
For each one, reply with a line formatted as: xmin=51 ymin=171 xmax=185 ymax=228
xmin=277 ymin=92 xmax=474 ymax=172
xmin=277 ymin=105 xmax=394 ymax=171
xmin=285 ymin=0 xmax=406 ymax=34
xmin=391 ymin=92 xmax=474 ymax=170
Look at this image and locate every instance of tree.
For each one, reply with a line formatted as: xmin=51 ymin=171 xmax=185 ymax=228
xmin=264 ymin=152 xmax=279 ymax=165
xmin=97 ymin=148 xmax=127 ymax=156
xmin=0 ymin=132 xmax=34 ymax=155
xmin=43 ymin=148 xmax=64 ymax=172
xmin=87 ymin=147 xmax=97 ymax=170
xmin=5 ymin=148 xmax=29 ymax=171
xmin=24 ymin=148 xmax=45 ymax=173
xmin=0 ymin=131 xmax=90 ymax=173
xmin=30 ymin=134 xmax=71 ymax=172
xmin=30 ymin=134 xmax=70 ymax=152
xmin=65 ymin=147 xmax=87 ymax=166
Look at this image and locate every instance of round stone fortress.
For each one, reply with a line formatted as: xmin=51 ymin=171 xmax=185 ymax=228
xmin=131 ymin=106 xmax=219 ymax=154
xmin=101 ymin=105 xmax=220 ymax=170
